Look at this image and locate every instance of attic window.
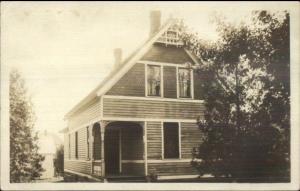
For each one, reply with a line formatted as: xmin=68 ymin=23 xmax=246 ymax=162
xmin=147 ymin=65 xmax=161 ymax=96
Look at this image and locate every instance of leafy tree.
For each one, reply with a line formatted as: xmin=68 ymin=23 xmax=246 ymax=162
xmin=182 ymin=11 xmax=290 ymax=181
xmin=10 ymin=69 xmax=45 ymax=182
xmin=54 ymin=145 xmax=64 ymax=177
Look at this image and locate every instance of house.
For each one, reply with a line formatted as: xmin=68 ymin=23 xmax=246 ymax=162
xmin=62 ymin=11 xmax=207 ymax=181
xmin=38 ymin=130 xmax=62 ymax=180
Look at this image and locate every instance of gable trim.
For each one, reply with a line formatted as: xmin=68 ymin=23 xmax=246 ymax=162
xmin=138 ymin=60 xmax=185 ymax=67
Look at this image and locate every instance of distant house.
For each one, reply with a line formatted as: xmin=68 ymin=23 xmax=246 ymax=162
xmin=62 ymin=11 xmax=206 ymax=181
xmin=38 ymin=130 xmax=62 ymax=179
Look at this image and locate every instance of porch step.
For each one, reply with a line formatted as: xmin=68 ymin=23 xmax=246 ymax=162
xmin=105 ymin=175 xmax=146 ymax=182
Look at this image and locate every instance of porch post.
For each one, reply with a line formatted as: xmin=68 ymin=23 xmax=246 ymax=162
xmin=100 ymin=121 xmax=106 ymax=177
xmin=89 ymin=125 xmax=94 ymax=161
xmin=88 ymin=125 xmax=94 ymax=174
xmin=143 ymin=121 xmax=148 ymax=176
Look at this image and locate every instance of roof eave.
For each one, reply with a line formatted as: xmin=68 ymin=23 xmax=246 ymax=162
xmin=64 ymin=18 xmax=174 ymax=120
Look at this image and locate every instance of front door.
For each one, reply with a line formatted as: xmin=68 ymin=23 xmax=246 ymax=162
xmin=105 ymin=129 xmax=120 ymax=175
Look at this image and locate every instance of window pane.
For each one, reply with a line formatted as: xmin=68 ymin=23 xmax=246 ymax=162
xmin=147 ymin=65 xmax=161 ymax=96
xmin=68 ymin=134 xmax=71 ymax=159
xmin=178 ymin=68 xmax=191 ymax=98
xmin=75 ymin=132 xmax=78 ymax=159
xmin=86 ymin=127 xmax=89 ymax=159
xmin=164 ymin=122 xmax=179 ymax=159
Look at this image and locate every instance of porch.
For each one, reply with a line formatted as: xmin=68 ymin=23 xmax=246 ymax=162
xmin=89 ymin=121 xmax=146 ymax=178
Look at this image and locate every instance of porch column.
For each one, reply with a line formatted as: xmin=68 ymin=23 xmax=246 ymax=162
xmin=88 ymin=125 xmax=94 ymax=174
xmin=143 ymin=121 xmax=148 ymax=176
xmin=88 ymin=125 xmax=94 ymax=161
xmin=100 ymin=121 xmax=107 ymax=177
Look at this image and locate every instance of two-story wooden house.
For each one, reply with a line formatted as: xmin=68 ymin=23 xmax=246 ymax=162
xmin=62 ymin=11 xmax=206 ymax=181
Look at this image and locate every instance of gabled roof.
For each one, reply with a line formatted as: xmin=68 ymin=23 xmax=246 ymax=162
xmin=65 ymin=18 xmax=175 ymax=119
xmin=65 ymin=17 xmax=203 ymax=119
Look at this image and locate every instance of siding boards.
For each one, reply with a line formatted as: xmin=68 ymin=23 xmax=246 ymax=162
xmin=163 ymin=66 xmax=177 ymax=98
xmin=148 ymin=162 xmax=197 ymax=176
xmin=181 ymin=122 xmax=204 ymax=159
xmin=69 ymin=129 xmax=88 ymax=160
xmin=65 ymin=160 xmax=91 ymax=175
xmin=141 ymin=44 xmax=194 ymax=64
xmin=70 ymin=133 xmax=75 ymax=159
xmin=103 ymin=98 xmax=204 ymax=119
xmin=68 ymin=97 xmax=101 ymax=131
xmin=147 ymin=122 xmax=162 ymax=159
xmin=78 ymin=128 xmax=87 ymax=160
xmin=106 ymin=63 xmax=145 ymax=97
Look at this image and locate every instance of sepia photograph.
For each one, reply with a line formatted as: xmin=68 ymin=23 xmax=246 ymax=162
xmin=1 ymin=1 xmax=299 ymax=190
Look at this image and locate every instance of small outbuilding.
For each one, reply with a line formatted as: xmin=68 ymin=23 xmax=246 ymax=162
xmin=38 ymin=130 xmax=62 ymax=179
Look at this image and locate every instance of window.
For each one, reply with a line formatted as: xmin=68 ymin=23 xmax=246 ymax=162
xmin=147 ymin=65 xmax=161 ymax=96
xmin=178 ymin=68 xmax=191 ymax=98
xmin=86 ymin=127 xmax=89 ymax=159
xmin=163 ymin=122 xmax=180 ymax=159
xmin=68 ymin=134 xmax=71 ymax=159
xmin=75 ymin=131 xmax=78 ymax=159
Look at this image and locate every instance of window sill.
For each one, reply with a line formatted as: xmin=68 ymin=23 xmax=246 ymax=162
xmin=177 ymin=97 xmax=193 ymax=100
xmin=162 ymin=158 xmax=181 ymax=161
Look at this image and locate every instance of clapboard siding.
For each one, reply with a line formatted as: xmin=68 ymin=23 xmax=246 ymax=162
xmin=163 ymin=66 xmax=177 ymax=98
xmin=70 ymin=133 xmax=76 ymax=159
xmin=68 ymin=128 xmax=88 ymax=160
xmin=148 ymin=162 xmax=197 ymax=176
xmin=65 ymin=160 xmax=92 ymax=175
xmin=78 ymin=128 xmax=87 ymax=160
xmin=122 ymin=163 xmax=145 ymax=175
xmin=68 ymin=97 xmax=101 ymax=130
xmin=181 ymin=122 xmax=204 ymax=159
xmin=106 ymin=63 xmax=145 ymax=96
xmin=103 ymin=98 xmax=204 ymax=119
xmin=147 ymin=122 xmax=162 ymax=159
xmin=141 ymin=44 xmax=194 ymax=64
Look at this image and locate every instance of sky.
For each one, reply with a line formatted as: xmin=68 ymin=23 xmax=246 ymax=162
xmin=2 ymin=2 xmax=290 ymax=139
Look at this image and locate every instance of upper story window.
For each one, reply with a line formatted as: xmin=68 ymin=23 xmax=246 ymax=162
xmin=147 ymin=65 xmax=161 ymax=96
xmin=178 ymin=68 xmax=191 ymax=98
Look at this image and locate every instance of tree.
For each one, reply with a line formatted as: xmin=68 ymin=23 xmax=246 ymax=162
xmin=54 ymin=145 xmax=64 ymax=177
xmin=10 ymin=69 xmax=45 ymax=182
xmin=182 ymin=11 xmax=290 ymax=181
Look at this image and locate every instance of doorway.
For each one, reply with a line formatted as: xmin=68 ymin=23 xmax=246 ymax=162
xmin=104 ymin=128 xmax=120 ymax=175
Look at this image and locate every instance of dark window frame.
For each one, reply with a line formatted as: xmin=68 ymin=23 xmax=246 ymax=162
xmin=178 ymin=68 xmax=192 ymax=98
xmin=147 ymin=64 xmax=162 ymax=97
xmin=86 ymin=127 xmax=90 ymax=159
xmin=75 ymin=131 xmax=78 ymax=159
xmin=68 ymin=134 xmax=71 ymax=159
xmin=163 ymin=122 xmax=180 ymax=159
